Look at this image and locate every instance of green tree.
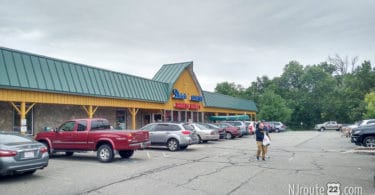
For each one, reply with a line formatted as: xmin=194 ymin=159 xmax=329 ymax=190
xmin=214 ymin=82 xmax=244 ymax=97
xmin=257 ymin=90 xmax=292 ymax=122
xmin=364 ymin=91 xmax=375 ymax=118
xmin=213 ymin=59 xmax=375 ymax=129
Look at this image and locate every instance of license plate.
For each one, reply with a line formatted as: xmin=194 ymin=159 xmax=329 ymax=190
xmin=24 ymin=151 xmax=35 ymax=158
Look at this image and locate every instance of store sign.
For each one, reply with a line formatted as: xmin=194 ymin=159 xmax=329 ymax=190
xmin=172 ymin=89 xmax=187 ymax=99
xmin=189 ymin=104 xmax=200 ymax=110
xmin=175 ymin=103 xmax=190 ymax=109
xmin=174 ymin=103 xmax=201 ymax=110
xmin=172 ymin=89 xmax=203 ymax=102
xmin=190 ymin=95 xmax=203 ymax=102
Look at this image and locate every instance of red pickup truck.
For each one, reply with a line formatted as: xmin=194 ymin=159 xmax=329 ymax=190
xmin=35 ymin=118 xmax=150 ymax=163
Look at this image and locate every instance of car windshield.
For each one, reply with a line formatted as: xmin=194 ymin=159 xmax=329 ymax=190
xmin=221 ymin=123 xmax=233 ymax=127
xmin=0 ymin=134 xmax=33 ymax=144
xmin=208 ymin=124 xmax=219 ymax=129
xmin=140 ymin=124 xmax=155 ymax=130
xmin=183 ymin=125 xmax=194 ymax=131
xmin=194 ymin=124 xmax=210 ymax=130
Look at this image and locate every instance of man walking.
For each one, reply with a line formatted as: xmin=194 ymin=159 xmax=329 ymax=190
xmin=255 ymin=122 xmax=270 ymax=161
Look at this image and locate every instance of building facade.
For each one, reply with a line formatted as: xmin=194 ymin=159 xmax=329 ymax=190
xmin=0 ymin=47 xmax=257 ymax=135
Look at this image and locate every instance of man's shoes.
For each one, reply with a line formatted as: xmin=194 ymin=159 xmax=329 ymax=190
xmin=262 ymin=158 xmax=265 ymax=161
xmin=256 ymin=156 xmax=259 ymax=161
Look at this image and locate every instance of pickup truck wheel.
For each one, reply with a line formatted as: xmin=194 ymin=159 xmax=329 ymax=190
xmin=119 ymin=150 xmax=134 ymax=159
xmin=97 ymin=144 xmax=114 ymax=163
xmin=65 ymin=152 xmax=74 ymax=156
xmin=167 ymin=138 xmax=179 ymax=151
xmin=363 ymin=136 xmax=375 ymax=147
xmin=320 ymin=127 xmax=325 ymax=132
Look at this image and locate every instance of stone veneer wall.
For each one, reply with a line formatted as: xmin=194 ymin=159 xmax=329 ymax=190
xmin=0 ymin=101 xmax=146 ymax=133
xmin=0 ymin=102 xmax=13 ymax=131
xmin=33 ymin=104 xmax=116 ymax=134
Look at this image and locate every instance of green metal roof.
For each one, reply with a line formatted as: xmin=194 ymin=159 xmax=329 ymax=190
xmin=202 ymin=91 xmax=258 ymax=112
xmin=153 ymin=61 xmax=192 ymax=84
xmin=0 ymin=47 xmax=169 ymax=103
xmin=0 ymin=47 xmax=257 ymax=111
xmin=152 ymin=61 xmax=204 ymax=97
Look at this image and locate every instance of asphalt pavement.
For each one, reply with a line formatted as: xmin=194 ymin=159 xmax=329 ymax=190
xmin=1 ymin=131 xmax=374 ymax=195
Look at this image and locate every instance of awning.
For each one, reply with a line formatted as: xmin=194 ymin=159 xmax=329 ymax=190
xmin=209 ymin=115 xmax=250 ymax=121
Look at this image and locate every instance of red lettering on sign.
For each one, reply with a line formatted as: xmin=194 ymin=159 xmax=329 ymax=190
xmin=174 ymin=103 xmax=200 ymax=110
xmin=189 ymin=104 xmax=200 ymax=110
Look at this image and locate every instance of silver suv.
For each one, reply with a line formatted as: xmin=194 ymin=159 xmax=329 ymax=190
xmin=140 ymin=123 xmax=199 ymax=151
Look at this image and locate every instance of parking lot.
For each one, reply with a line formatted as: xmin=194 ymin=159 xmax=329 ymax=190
xmin=1 ymin=131 xmax=374 ymax=195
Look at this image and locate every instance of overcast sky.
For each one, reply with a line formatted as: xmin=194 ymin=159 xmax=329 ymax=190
xmin=1 ymin=0 xmax=374 ymax=91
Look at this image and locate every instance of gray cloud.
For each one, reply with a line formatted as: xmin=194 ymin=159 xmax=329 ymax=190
xmin=1 ymin=0 xmax=374 ymax=91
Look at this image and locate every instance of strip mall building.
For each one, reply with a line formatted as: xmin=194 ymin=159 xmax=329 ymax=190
xmin=0 ymin=47 xmax=257 ymax=135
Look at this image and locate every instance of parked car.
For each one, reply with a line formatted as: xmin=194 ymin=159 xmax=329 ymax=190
xmin=0 ymin=132 xmax=49 ymax=176
xmin=263 ymin=121 xmax=275 ymax=132
xmin=189 ymin=123 xmax=220 ymax=143
xmin=36 ymin=118 xmax=150 ymax=163
xmin=217 ymin=123 xmax=241 ymax=139
xmin=351 ymin=124 xmax=375 ymax=147
xmin=341 ymin=122 xmax=361 ymax=137
xmin=270 ymin=121 xmax=287 ymax=133
xmin=358 ymin=119 xmax=375 ymax=126
xmin=225 ymin=121 xmax=247 ymax=136
xmin=314 ymin=121 xmax=342 ymax=131
xmin=139 ymin=123 xmax=199 ymax=151
xmin=202 ymin=123 xmax=226 ymax=139
xmin=245 ymin=121 xmax=255 ymax=135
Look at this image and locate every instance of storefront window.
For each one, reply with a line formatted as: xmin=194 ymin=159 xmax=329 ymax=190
xmin=180 ymin=111 xmax=186 ymax=122
xmin=165 ymin=110 xmax=171 ymax=121
xmin=187 ymin=112 xmax=192 ymax=123
xmin=193 ymin=112 xmax=198 ymax=122
xmin=153 ymin=114 xmax=162 ymax=122
xmin=143 ymin=114 xmax=151 ymax=126
xmin=116 ymin=110 xmax=127 ymax=130
xmin=173 ymin=111 xmax=179 ymax=122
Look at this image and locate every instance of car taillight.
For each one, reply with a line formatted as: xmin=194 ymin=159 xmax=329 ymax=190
xmin=39 ymin=147 xmax=48 ymax=153
xmin=182 ymin=130 xmax=191 ymax=135
xmin=0 ymin=150 xmax=17 ymax=157
xmin=127 ymin=134 xmax=133 ymax=142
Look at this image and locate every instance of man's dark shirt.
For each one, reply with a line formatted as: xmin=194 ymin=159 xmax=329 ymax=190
xmin=255 ymin=127 xmax=265 ymax=141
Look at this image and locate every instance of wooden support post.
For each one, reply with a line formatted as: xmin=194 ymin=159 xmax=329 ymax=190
xmin=128 ymin=107 xmax=139 ymax=130
xmin=82 ymin=105 xmax=99 ymax=119
xmin=10 ymin=102 xmax=36 ymax=135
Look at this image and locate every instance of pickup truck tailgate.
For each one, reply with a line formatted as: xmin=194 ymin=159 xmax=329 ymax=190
xmin=128 ymin=130 xmax=149 ymax=143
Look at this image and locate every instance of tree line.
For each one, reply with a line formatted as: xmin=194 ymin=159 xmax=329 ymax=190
xmin=214 ymin=56 xmax=375 ymax=129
